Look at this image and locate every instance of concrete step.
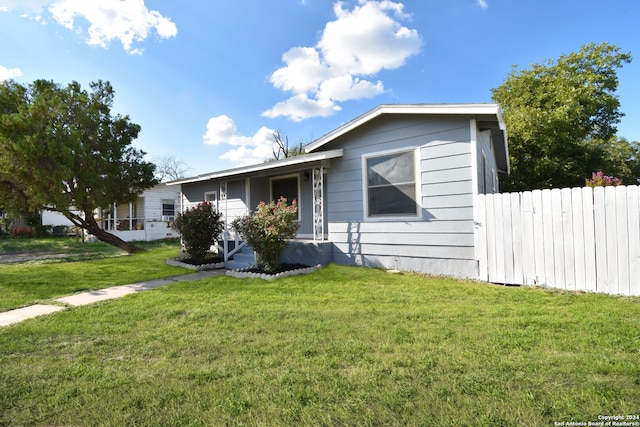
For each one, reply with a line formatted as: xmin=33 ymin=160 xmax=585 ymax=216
xmin=225 ymin=246 xmax=255 ymax=270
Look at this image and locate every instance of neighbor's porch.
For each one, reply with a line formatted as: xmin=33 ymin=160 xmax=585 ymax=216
xmin=98 ymin=197 xmax=178 ymax=242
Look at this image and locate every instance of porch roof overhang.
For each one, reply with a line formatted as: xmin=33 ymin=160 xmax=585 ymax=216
xmin=166 ymin=148 xmax=344 ymax=186
xmin=305 ymin=103 xmax=510 ymax=175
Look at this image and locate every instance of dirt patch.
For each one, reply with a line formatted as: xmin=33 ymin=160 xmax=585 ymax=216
xmin=0 ymin=251 xmax=73 ymax=264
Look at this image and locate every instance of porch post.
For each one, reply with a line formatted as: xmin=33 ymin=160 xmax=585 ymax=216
xmin=312 ymin=166 xmax=324 ymax=241
xmin=128 ymin=202 xmax=133 ymax=231
xmin=220 ymin=181 xmax=229 ymax=262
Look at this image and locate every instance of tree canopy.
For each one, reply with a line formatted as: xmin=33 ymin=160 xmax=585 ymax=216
xmin=0 ymin=79 xmax=157 ymax=252
xmin=491 ymin=42 xmax=636 ymax=191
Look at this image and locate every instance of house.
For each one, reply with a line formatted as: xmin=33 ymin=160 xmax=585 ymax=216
xmin=169 ymin=104 xmax=509 ymax=279
xmin=41 ymin=184 xmax=180 ymax=242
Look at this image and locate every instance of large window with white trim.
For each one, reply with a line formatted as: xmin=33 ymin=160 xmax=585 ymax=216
xmin=364 ymin=149 xmax=419 ymax=218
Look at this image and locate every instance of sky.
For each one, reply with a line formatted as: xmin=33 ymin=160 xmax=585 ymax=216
xmin=1 ymin=0 xmax=639 ymax=178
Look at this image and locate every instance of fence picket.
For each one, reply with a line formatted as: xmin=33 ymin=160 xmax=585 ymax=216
xmin=485 ymin=195 xmax=498 ymax=283
xmin=593 ymin=187 xmax=608 ymax=293
xmin=581 ymin=187 xmax=597 ymax=292
xmin=571 ymin=187 xmax=586 ymax=291
xmin=532 ymin=190 xmax=545 ymax=285
xmin=615 ymin=186 xmax=629 ymax=295
xmin=511 ymin=192 xmax=523 ymax=285
xmin=627 ymin=186 xmax=640 ymax=296
xmin=521 ymin=191 xmax=536 ymax=284
xmin=476 ymin=194 xmax=488 ymax=282
xmin=604 ymin=187 xmax=619 ymax=294
xmin=561 ymin=188 xmax=575 ymax=290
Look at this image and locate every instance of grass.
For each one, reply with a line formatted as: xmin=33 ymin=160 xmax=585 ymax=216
xmin=0 ymin=236 xmax=120 ymax=254
xmin=0 ymin=238 xmax=185 ymax=312
xmin=1 ymin=263 xmax=639 ymax=426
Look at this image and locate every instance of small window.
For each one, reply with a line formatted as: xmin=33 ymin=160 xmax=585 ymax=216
xmin=161 ymin=200 xmax=175 ymax=222
xmin=162 ymin=200 xmax=175 ymax=219
xmin=204 ymin=191 xmax=218 ymax=211
xmin=365 ymin=150 xmax=418 ymax=218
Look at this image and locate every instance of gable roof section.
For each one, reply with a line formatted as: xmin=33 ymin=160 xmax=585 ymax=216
xmin=166 ymin=148 xmax=344 ymax=186
xmin=305 ymin=103 xmax=509 ymax=175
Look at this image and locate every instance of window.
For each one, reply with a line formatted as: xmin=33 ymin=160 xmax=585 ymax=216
xmin=271 ymin=175 xmax=300 ymax=219
xmin=162 ymin=199 xmax=175 ymax=221
xmin=204 ymin=191 xmax=218 ymax=211
xmin=365 ymin=149 xmax=418 ymax=218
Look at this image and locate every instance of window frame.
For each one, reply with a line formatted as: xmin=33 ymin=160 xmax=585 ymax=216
xmin=362 ymin=147 xmax=421 ymax=221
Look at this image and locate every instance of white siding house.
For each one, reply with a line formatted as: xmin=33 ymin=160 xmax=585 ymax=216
xmin=41 ymin=184 xmax=180 ymax=242
xmin=169 ymin=104 xmax=509 ymax=279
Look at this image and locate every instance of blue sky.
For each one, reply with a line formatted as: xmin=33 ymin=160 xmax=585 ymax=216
xmin=1 ymin=0 xmax=639 ymax=177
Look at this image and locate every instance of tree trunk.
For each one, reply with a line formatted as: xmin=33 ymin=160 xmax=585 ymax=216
xmin=57 ymin=209 xmax=144 ymax=254
xmin=82 ymin=214 xmax=144 ymax=253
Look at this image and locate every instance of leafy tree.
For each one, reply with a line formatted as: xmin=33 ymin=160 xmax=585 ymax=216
xmin=491 ymin=42 xmax=634 ymax=191
xmin=0 ymin=79 xmax=157 ymax=252
xmin=172 ymin=202 xmax=224 ymax=264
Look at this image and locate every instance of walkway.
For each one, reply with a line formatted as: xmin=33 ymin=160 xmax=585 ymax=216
xmin=0 ymin=269 xmax=227 ymax=327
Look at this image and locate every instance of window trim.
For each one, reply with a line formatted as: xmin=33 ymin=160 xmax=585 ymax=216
xmin=269 ymin=173 xmax=301 ymax=221
xmin=362 ymin=147 xmax=421 ymax=221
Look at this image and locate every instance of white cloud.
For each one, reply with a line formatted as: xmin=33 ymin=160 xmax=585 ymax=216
xmin=263 ymin=94 xmax=341 ymax=122
xmin=48 ymin=0 xmax=177 ymax=54
xmin=203 ymin=115 xmax=277 ymax=166
xmin=476 ymin=0 xmax=488 ymax=10
xmin=2 ymin=0 xmax=177 ymax=54
xmin=0 ymin=65 xmax=22 ymax=81
xmin=264 ymin=0 xmax=421 ymax=121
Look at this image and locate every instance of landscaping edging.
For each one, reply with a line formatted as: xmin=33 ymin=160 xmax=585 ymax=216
xmin=166 ymin=258 xmax=225 ymax=271
xmin=226 ymin=264 xmax=321 ymax=281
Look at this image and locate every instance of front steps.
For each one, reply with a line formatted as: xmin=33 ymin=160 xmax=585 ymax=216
xmin=225 ymin=245 xmax=256 ymax=270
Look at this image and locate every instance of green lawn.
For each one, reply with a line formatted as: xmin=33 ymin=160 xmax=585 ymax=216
xmin=0 ymin=238 xmax=185 ymax=311
xmin=1 ymin=262 xmax=638 ymax=426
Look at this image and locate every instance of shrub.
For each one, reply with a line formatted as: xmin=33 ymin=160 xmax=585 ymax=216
xmin=232 ymin=197 xmax=300 ymax=272
xmin=172 ymin=202 xmax=224 ymax=264
xmin=586 ymin=171 xmax=623 ymax=187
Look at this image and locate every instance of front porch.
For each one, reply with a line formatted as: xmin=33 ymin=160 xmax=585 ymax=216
xmin=170 ymin=149 xmax=344 ymax=269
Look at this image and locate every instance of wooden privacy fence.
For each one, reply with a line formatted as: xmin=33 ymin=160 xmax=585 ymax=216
xmin=476 ymin=185 xmax=640 ymax=296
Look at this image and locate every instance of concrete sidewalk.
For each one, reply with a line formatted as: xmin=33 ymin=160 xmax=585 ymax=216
xmin=0 ymin=269 xmax=227 ymax=327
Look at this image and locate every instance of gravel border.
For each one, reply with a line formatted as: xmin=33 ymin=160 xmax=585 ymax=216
xmin=226 ymin=264 xmax=321 ymax=280
xmin=166 ymin=258 xmax=225 ymax=271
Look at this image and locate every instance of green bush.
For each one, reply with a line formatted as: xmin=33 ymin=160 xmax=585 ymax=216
xmin=172 ymin=202 xmax=224 ymax=264
xmin=232 ymin=197 xmax=299 ymax=272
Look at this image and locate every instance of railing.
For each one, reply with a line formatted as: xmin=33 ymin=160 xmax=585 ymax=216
xmin=223 ymin=228 xmax=247 ymax=262
xmin=102 ymin=217 xmax=145 ymax=231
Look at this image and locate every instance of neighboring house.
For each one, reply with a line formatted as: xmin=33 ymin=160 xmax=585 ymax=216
xmin=169 ymin=104 xmax=509 ymax=279
xmin=41 ymin=184 xmax=180 ymax=242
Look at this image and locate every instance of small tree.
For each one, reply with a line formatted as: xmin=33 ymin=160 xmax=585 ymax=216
xmin=232 ymin=197 xmax=300 ymax=272
xmin=172 ymin=202 xmax=224 ymax=264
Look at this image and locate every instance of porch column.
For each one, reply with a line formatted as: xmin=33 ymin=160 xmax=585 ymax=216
xmin=312 ymin=166 xmax=324 ymax=241
xmin=113 ymin=203 xmax=117 ymax=231
xmin=129 ymin=202 xmax=133 ymax=230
